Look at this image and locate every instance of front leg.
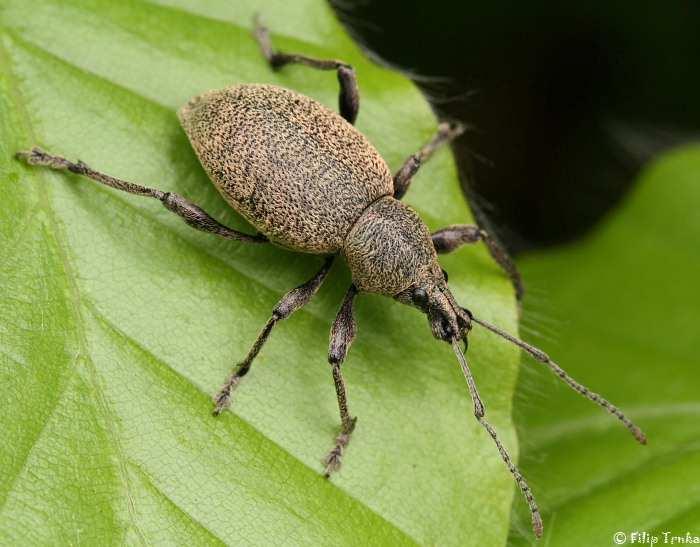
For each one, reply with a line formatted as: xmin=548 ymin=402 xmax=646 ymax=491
xmin=323 ymin=285 xmax=359 ymax=477
xmin=432 ymin=224 xmax=524 ymax=301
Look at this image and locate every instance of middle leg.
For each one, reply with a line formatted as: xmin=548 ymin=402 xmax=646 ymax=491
xmin=393 ymin=121 xmax=465 ymax=199
xmin=213 ymin=255 xmax=335 ymax=415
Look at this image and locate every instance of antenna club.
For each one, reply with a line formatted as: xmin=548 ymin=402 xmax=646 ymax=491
xmin=532 ymin=510 xmax=544 ymax=538
xmin=634 ymin=427 xmax=648 ymax=445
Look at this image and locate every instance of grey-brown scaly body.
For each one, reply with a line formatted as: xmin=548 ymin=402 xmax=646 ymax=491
xmin=344 ymin=196 xmax=441 ymax=294
xmin=14 ymin=16 xmax=648 ymax=540
xmin=179 ymin=84 xmax=393 ymax=255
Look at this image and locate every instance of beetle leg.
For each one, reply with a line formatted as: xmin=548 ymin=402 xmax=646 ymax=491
xmin=323 ymin=285 xmax=359 ymax=477
xmin=432 ymin=224 xmax=524 ymax=302
xmin=212 ymin=256 xmax=336 ymax=415
xmin=393 ymin=121 xmax=466 ymax=199
xmin=16 ymin=147 xmax=268 ymax=244
xmin=253 ymin=15 xmax=359 ymax=124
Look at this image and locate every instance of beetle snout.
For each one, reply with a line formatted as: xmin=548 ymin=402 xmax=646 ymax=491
xmin=426 ymin=290 xmax=461 ymax=342
xmin=427 ymin=287 xmax=475 ymax=342
xmin=429 ymin=311 xmax=459 ymax=342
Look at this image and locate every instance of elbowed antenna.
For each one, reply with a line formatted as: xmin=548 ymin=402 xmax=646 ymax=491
xmin=469 ymin=314 xmax=647 ymax=445
xmin=451 ymin=340 xmax=544 ymax=538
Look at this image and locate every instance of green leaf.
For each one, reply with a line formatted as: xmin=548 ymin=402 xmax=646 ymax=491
xmin=0 ymin=1 xmax=519 ymax=544
xmin=508 ymin=145 xmax=700 ymax=545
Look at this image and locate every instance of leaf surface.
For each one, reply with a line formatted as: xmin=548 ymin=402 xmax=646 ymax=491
xmin=508 ymin=145 xmax=700 ymax=545
xmin=0 ymin=1 xmax=519 ymax=545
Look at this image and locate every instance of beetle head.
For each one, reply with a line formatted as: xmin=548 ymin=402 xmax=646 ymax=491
xmin=394 ymin=273 xmax=472 ymax=342
xmin=343 ymin=197 xmax=470 ymax=342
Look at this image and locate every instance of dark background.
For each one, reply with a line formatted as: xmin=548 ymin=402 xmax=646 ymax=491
xmin=332 ymin=0 xmax=700 ymax=252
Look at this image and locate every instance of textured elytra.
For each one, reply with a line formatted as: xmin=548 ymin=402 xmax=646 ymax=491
xmin=179 ymin=84 xmax=393 ymax=254
xmin=344 ymin=196 xmax=441 ymax=294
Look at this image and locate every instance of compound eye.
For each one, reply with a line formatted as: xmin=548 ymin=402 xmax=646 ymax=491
xmin=413 ymin=287 xmax=428 ymax=307
xmin=441 ymin=269 xmax=449 ymax=282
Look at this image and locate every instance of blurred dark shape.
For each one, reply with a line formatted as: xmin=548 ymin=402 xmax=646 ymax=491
xmin=332 ymin=0 xmax=700 ymax=252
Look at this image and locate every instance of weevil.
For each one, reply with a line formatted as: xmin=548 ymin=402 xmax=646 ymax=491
xmin=16 ymin=16 xmax=647 ymax=538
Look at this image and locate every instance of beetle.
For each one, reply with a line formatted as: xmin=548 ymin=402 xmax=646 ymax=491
xmin=16 ymin=16 xmax=646 ymax=538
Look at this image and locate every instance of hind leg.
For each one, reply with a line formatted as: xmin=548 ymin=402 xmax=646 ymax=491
xmin=16 ymin=147 xmax=267 ymax=244
xmin=253 ymin=16 xmax=359 ymax=124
